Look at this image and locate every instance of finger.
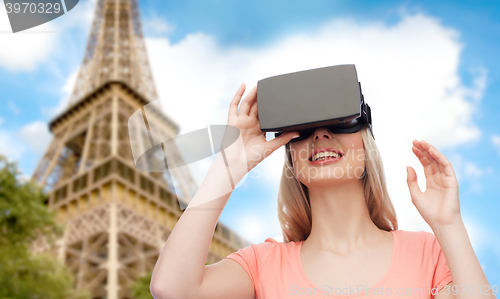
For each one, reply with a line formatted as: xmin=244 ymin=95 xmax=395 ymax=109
xmin=422 ymin=141 xmax=456 ymax=178
xmin=406 ymin=166 xmax=423 ymax=203
xmin=239 ymin=85 xmax=257 ymax=116
xmin=249 ymin=96 xmax=258 ymax=118
xmin=413 ymin=139 xmax=439 ymax=175
xmin=264 ymin=131 xmax=300 ymax=158
xmin=421 ymin=143 xmax=445 ymax=175
xmin=411 ymin=145 xmax=434 ymax=178
xmin=229 ymin=83 xmax=246 ymax=118
xmin=417 ymin=140 xmax=445 ymax=175
xmin=413 ymin=140 xmax=438 ymax=173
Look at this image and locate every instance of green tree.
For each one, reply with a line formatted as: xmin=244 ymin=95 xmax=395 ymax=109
xmin=130 ymin=271 xmax=154 ymax=299
xmin=0 ymin=154 xmax=90 ymax=299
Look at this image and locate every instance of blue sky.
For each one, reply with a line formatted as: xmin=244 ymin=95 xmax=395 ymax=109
xmin=0 ymin=0 xmax=498 ymax=287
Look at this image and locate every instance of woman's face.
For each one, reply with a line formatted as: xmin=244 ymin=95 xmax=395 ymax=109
xmin=289 ymin=127 xmax=365 ymax=187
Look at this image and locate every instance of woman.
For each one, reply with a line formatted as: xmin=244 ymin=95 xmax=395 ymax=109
xmin=150 ymin=83 xmax=495 ymax=299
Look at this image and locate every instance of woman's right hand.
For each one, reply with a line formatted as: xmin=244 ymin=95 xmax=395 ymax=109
xmin=218 ymin=83 xmax=300 ymax=174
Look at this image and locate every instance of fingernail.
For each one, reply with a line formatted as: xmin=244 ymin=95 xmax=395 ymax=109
xmin=406 ymin=166 xmax=409 ymax=174
xmin=292 ymin=134 xmax=300 ymax=139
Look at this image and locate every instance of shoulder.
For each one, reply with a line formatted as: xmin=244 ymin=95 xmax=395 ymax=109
xmin=257 ymin=237 xmax=294 ymax=254
xmin=232 ymin=238 xmax=279 ymax=260
xmin=225 ymin=237 xmax=294 ymax=269
xmin=394 ymin=229 xmax=435 ymax=244
xmin=394 ymin=229 xmax=442 ymax=261
xmin=230 ymin=237 xmax=300 ymax=260
xmin=262 ymin=237 xmax=302 ymax=250
xmin=251 ymin=237 xmax=299 ymax=259
xmin=258 ymin=237 xmax=297 ymax=248
xmin=251 ymin=237 xmax=280 ymax=251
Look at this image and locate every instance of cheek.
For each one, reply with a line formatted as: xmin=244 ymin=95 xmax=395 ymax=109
xmin=350 ymin=147 xmax=365 ymax=163
xmin=342 ymin=136 xmax=365 ymax=166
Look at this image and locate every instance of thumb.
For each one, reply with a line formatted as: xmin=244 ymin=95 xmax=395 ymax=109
xmin=265 ymin=131 xmax=300 ymax=154
xmin=406 ymin=166 xmax=422 ymax=203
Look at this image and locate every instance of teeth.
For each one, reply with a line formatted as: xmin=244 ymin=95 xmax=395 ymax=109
xmin=312 ymin=151 xmax=342 ymax=161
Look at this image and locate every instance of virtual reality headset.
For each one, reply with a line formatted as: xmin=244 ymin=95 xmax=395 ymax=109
xmin=256 ymin=64 xmax=374 ymax=143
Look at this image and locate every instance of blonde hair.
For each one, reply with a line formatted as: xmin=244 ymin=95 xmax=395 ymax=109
xmin=277 ymin=124 xmax=398 ymax=243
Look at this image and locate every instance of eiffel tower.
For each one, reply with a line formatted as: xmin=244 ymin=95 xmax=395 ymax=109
xmin=30 ymin=0 xmax=250 ymax=298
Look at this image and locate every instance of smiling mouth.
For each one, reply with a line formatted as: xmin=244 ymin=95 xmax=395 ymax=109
xmin=309 ymin=150 xmax=344 ymax=162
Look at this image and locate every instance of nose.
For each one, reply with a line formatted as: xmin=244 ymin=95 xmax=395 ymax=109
xmin=313 ymin=127 xmax=332 ymax=141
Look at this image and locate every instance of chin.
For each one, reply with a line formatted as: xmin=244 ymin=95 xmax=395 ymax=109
xmin=305 ymin=179 xmax=346 ymax=188
xmin=302 ymin=172 xmax=351 ymax=186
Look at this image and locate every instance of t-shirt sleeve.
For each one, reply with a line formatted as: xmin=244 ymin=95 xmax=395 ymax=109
xmin=223 ymin=238 xmax=277 ymax=295
xmin=428 ymin=232 xmax=453 ymax=296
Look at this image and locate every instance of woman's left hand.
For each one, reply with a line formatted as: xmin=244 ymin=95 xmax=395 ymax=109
xmin=406 ymin=139 xmax=462 ymax=230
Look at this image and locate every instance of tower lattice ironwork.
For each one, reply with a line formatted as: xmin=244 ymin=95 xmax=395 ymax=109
xmin=67 ymin=0 xmax=158 ymax=106
xmin=31 ymin=1 xmax=250 ymax=298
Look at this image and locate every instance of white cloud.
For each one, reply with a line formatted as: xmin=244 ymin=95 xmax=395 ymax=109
xmin=468 ymin=182 xmax=482 ymax=194
xmin=449 ymin=156 xmax=484 ymax=180
xmin=235 ymin=214 xmax=266 ymax=243
xmin=0 ymin=121 xmax=51 ymax=175
xmin=440 ymin=153 xmax=485 ymax=194
xmin=447 ymin=153 xmax=465 ymax=182
xmin=461 ymin=214 xmax=489 ymax=254
xmin=0 ymin=5 xmax=57 ymax=72
xmin=464 ymin=161 xmax=483 ymax=178
xmin=467 ymin=68 xmax=488 ymax=103
xmin=143 ymin=14 xmax=175 ymax=37
xmin=0 ymin=129 xmax=25 ymax=161
xmin=0 ymin=0 xmax=95 ymax=72
xmin=18 ymin=121 xmax=52 ymax=156
xmin=145 ymin=12 xmax=487 ymax=238
xmin=43 ymin=68 xmax=79 ymax=117
xmin=274 ymin=233 xmax=284 ymax=243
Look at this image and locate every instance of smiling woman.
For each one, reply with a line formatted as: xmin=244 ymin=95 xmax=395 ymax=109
xmin=150 ymin=82 xmax=496 ymax=299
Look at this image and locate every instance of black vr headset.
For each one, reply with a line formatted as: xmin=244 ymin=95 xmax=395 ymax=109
xmin=256 ymin=64 xmax=374 ymax=143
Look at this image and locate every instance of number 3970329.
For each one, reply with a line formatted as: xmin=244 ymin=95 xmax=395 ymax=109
xmin=5 ymin=2 xmax=62 ymax=14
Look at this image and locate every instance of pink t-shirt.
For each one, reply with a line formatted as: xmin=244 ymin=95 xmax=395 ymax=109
xmin=224 ymin=229 xmax=453 ymax=299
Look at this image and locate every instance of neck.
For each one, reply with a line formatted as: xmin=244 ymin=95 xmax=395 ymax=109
xmin=305 ymin=178 xmax=382 ymax=255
